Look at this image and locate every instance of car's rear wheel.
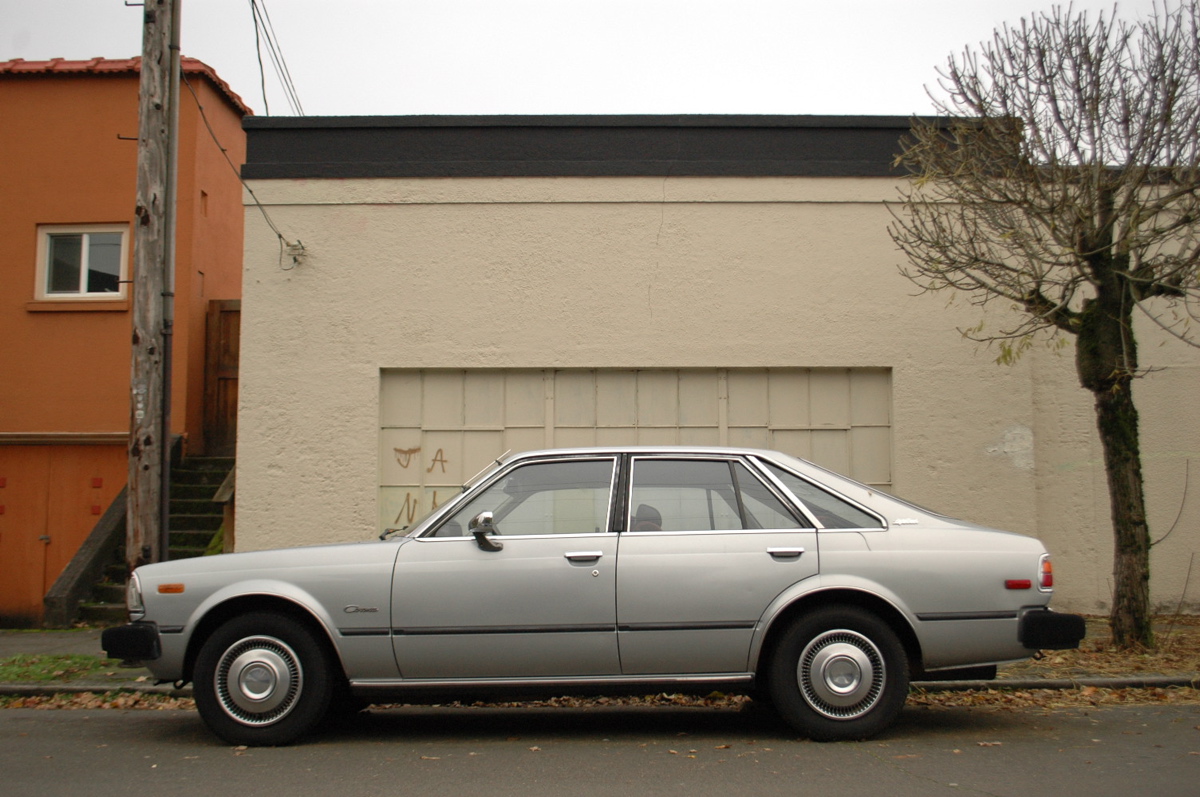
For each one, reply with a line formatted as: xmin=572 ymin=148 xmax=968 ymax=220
xmin=768 ymin=606 xmax=908 ymax=741
xmin=194 ymin=612 xmax=334 ymax=746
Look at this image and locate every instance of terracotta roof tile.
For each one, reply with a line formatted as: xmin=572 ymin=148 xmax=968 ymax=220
xmin=0 ymin=56 xmax=251 ymax=115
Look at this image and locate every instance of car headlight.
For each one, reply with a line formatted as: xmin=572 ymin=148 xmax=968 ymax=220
xmin=126 ymin=572 xmax=145 ymax=620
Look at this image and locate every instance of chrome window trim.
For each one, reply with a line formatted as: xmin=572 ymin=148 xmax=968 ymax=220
xmin=749 ymin=455 xmax=887 ymax=530
xmin=625 ymin=454 xmax=807 ymax=533
xmin=412 ymin=531 xmax=618 ymax=542
xmin=418 ymin=455 xmax=619 ymax=539
xmin=611 ymin=528 xmax=810 ymax=539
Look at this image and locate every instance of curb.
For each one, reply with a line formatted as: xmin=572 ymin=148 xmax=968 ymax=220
xmin=915 ymin=675 xmax=1200 ymax=691
xmin=2 ymin=675 xmax=1197 ymax=699
xmin=0 ymin=682 xmax=192 ymax=698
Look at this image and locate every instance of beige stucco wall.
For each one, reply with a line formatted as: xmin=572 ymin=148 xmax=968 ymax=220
xmin=238 ymin=176 xmax=1199 ymax=614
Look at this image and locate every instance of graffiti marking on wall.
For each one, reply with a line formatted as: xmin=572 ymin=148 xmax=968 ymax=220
xmin=392 ymin=490 xmax=444 ymax=527
xmin=394 ymin=447 xmax=422 ymax=468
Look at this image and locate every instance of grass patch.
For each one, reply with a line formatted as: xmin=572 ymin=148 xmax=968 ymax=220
xmin=0 ymin=654 xmax=114 ymax=683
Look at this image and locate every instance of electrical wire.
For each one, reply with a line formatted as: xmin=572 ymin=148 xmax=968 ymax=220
xmin=248 ymin=0 xmax=304 ymax=116
xmin=181 ymin=71 xmax=305 ymax=270
xmin=250 ymin=1 xmax=270 ymax=115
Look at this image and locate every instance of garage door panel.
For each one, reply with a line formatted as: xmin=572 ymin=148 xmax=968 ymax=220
xmin=592 ymin=427 xmax=633 ymax=444
xmin=380 ymin=428 xmax=424 ymax=485
xmin=851 ymin=426 xmax=892 ymax=484
xmin=811 ymin=429 xmax=851 ymax=474
xmin=637 ymin=371 xmax=678 ymax=427
xmin=637 ymin=427 xmax=679 ymax=446
xmin=423 ymin=371 xmax=464 ymax=428
xmin=557 ymin=426 xmax=598 ymax=449
xmin=678 ymin=371 xmax=719 ymax=427
xmin=769 ymin=370 xmax=811 ymax=427
xmin=555 ymin=370 xmax=597 ymax=427
xmin=727 ymin=370 xmax=768 ymax=427
xmin=504 ymin=371 xmax=546 ymax=426
xmin=464 ymin=370 xmax=505 ymax=427
xmin=728 ymin=425 xmax=772 ymax=449
xmin=679 ymin=426 xmax=721 ymax=446
xmin=597 ymin=371 xmax=638 ymax=426
xmin=421 ymin=431 xmax=465 ymax=484
xmin=381 ymin=485 xmax=447 ymax=531
xmin=380 ymin=372 xmax=422 ymax=426
xmin=851 ymin=369 xmax=891 ymax=425
xmin=463 ymin=431 xmax=505 ymax=477
xmin=505 ymin=426 xmax=547 ymax=456
xmin=810 ymin=370 xmax=852 ymax=427
xmin=379 ymin=368 xmax=892 ymax=537
xmin=771 ymin=429 xmax=812 ymax=459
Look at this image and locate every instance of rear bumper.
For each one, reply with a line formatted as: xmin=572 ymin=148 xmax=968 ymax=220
xmin=1019 ymin=609 xmax=1086 ymax=650
xmin=102 ymin=622 xmax=162 ymax=662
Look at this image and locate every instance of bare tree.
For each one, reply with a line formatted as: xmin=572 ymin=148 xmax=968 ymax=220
xmin=889 ymin=2 xmax=1200 ymax=647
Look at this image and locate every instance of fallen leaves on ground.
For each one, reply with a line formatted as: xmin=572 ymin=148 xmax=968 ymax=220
xmin=0 ymin=692 xmax=195 ymax=710
xmin=910 ymin=685 xmax=1200 ymax=710
xmin=997 ymin=615 xmax=1200 ymax=681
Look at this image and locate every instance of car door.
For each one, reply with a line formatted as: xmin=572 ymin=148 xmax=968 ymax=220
xmin=616 ymin=456 xmax=819 ymax=674
xmin=390 ymin=456 xmax=620 ymax=679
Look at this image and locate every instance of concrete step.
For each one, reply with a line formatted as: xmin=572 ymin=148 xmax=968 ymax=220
xmin=171 ymin=469 xmax=230 ymax=487
xmin=78 ymin=602 xmax=129 ymax=626
xmin=169 ymin=513 xmax=223 ymax=532
xmin=170 ymin=498 xmax=222 ymax=516
xmin=168 ymin=546 xmax=210 ymax=560
xmin=91 ymin=582 xmax=126 ymax=605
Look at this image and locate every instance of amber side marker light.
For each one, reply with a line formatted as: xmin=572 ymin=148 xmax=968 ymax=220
xmin=157 ymin=583 xmax=185 ymax=594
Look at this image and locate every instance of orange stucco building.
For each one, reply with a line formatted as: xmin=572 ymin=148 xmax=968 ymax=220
xmin=0 ymin=57 xmax=248 ymax=625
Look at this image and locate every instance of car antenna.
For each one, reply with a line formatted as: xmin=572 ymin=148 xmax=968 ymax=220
xmin=463 ymin=449 xmax=511 ymax=490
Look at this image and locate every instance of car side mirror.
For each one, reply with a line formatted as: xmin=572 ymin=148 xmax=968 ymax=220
xmin=469 ymin=511 xmax=503 ymax=552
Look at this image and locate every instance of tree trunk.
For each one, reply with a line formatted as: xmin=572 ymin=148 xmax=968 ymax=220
xmin=1092 ymin=383 xmax=1153 ymax=647
xmin=1074 ymin=292 xmax=1154 ymax=648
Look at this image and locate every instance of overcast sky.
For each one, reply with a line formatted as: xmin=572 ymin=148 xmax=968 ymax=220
xmin=0 ymin=0 xmax=1167 ymax=117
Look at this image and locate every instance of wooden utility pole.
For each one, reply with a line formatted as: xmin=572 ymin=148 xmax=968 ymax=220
xmin=128 ymin=0 xmax=180 ymax=571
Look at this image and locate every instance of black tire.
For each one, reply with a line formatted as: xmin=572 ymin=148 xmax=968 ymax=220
xmin=193 ymin=612 xmax=335 ymax=746
xmin=767 ymin=606 xmax=909 ymax=741
xmin=323 ymin=676 xmax=370 ymax=729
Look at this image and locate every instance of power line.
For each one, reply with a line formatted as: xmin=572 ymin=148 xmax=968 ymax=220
xmin=181 ymin=71 xmax=305 ymax=269
xmin=249 ymin=0 xmax=304 ymax=116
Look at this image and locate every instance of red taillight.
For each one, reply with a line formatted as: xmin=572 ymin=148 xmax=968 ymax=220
xmin=1039 ymin=555 xmax=1054 ymax=590
xmin=1005 ymin=579 xmax=1032 ymax=590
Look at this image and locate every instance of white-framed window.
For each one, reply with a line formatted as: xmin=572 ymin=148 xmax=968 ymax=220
xmin=34 ymin=224 xmax=129 ymax=300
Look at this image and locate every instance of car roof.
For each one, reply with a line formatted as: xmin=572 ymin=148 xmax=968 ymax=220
xmin=502 ymin=445 xmax=787 ymax=463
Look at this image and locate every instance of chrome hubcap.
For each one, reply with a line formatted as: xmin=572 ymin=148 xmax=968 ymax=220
xmin=215 ymin=635 xmax=303 ymax=726
xmin=797 ymin=629 xmax=885 ymax=720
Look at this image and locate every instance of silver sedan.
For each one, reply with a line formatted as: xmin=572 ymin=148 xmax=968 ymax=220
xmin=103 ymin=447 xmax=1085 ymax=745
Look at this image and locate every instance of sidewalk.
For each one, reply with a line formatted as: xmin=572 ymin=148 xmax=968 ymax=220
xmin=0 ymin=629 xmax=185 ymax=697
xmin=2 ymin=627 xmax=1197 ymax=698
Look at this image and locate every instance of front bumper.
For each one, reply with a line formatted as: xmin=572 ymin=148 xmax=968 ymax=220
xmin=101 ymin=622 xmax=162 ymax=662
xmin=1019 ymin=609 xmax=1087 ymax=650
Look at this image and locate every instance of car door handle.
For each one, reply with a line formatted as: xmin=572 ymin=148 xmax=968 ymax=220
xmin=767 ymin=547 xmax=805 ymax=558
xmin=564 ymin=551 xmax=604 ymax=562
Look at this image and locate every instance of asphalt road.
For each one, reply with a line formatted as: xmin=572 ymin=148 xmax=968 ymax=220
xmin=4 ymin=702 xmax=1198 ymax=797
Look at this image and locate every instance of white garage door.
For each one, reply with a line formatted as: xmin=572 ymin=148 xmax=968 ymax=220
xmin=379 ymin=368 xmax=891 ymax=534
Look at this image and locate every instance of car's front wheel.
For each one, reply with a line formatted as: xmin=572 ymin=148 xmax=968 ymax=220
xmin=193 ymin=611 xmax=335 ymax=746
xmin=768 ymin=606 xmax=909 ymax=741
